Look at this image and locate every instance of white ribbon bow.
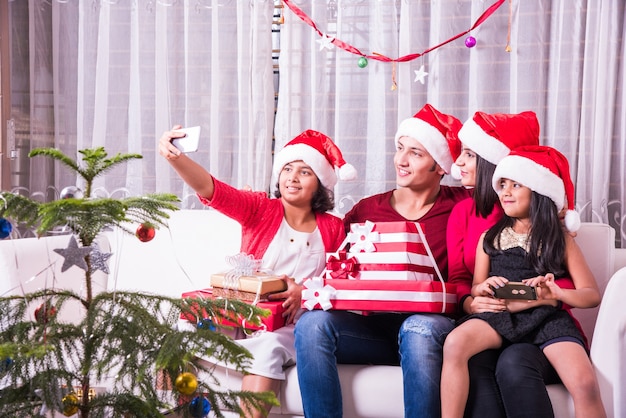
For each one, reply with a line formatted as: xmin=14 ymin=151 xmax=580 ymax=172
xmin=348 ymin=221 xmax=380 ymax=253
xmin=302 ymin=277 xmax=337 ymax=311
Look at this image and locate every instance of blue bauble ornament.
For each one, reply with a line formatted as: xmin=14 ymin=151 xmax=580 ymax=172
xmin=0 ymin=218 xmax=12 ymax=239
xmin=197 ymin=318 xmax=216 ymax=331
xmin=189 ymin=396 xmax=211 ymax=418
xmin=0 ymin=357 xmax=13 ymax=374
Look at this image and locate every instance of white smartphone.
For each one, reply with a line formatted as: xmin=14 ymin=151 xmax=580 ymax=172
xmin=172 ymin=126 xmax=201 ymax=153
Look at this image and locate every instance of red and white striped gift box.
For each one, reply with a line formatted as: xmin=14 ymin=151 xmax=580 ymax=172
xmin=306 ymin=221 xmax=456 ymax=314
xmin=325 ymin=221 xmax=438 ymax=281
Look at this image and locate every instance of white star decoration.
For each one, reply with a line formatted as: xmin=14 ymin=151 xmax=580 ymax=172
xmin=53 ymin=236 xmax=92 ymax=272
xmin=414 ymin=64 xmax=429 ymax=84
xmin=317 ymin=33 xmax=335 ymax=51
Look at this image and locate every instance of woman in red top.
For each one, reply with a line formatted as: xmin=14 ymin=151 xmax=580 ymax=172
xmin=447 ymin=111 xmax=562 ymax=418
xmin=159 ymin=128 xmax=352 ymax=418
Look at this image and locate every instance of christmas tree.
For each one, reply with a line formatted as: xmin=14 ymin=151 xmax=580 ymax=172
xmin=0 ymin=147 xmax=277 ymax=417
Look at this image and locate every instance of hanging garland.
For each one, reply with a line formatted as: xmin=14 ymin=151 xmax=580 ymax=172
xmin=281 ymin=0 xmax=507 ymax=63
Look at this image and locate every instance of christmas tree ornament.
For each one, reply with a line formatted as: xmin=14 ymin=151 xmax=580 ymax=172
xmin=0 ymin=218 xmax=12 ymax=239
xmin=357 ymin=57 xmax=368 ymax=68
xmin=174 ymin=372 xmax=198 ymax=396
xmin=465 ymin=36 xmax=477 ymax=48
xmin=505 ymin=45 xmax=512 ymax=52
xmin=60 ymin=186 xmax=84 ymax=200
xmin=136 ymin=223 xmax=156 ymax=242
xmin=189 ymin=395 xmax=211 ymax=418
xmin=198 ymin=318 xmax=216 ymax=331
xmin=89 ymin=243 xmax=113 ymax=274
xmin=34 ymin=301 xmax=57 ymax=324
xmin=53 ymin=236 xmax=93 ymax=272
xmin=197 ymin=318 xmax=216 ymax=331
xmin=61 ymin=392 xmax=79 ymax=416
xmin=0 ymin=357 xmax=13 ymax=374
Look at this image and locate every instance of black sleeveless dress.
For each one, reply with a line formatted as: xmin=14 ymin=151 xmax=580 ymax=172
xmin=460 ymin=243 xmax=584 ymax=347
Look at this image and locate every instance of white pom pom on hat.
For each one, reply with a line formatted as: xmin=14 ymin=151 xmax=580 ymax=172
xmin=492 ymin=145 xmax=581 ymax=232
xmin=272 ymin=130 xmax=357 ymax=192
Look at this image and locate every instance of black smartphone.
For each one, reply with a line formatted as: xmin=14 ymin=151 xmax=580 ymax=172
xmin=492 ymin=282 xmax=537 ymax=300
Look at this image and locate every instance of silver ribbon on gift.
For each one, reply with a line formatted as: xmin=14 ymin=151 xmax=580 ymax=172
xmin=223 ymin=253 xmax=262 ymax=289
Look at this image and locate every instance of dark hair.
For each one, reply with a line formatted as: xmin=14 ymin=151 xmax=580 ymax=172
xmin=484 ymin=190 xmax=566 ymax=276
xmin=273 ymin=179 xmax=335 ymax=213
xmin=473 ymin=155 xmax=499 ymax=218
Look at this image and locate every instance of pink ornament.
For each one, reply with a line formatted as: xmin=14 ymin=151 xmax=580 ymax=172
xmin=465 ymin=36 xmax=477 ymax=48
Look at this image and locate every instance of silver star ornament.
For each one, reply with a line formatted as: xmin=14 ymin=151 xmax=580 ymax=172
xmin=90 ymin=243 xmax=113 ymax=274
xmin=53 ymin=236 xmax=92 ymax=272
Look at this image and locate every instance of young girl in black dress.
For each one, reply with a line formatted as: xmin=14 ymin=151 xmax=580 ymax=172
xmin=441 ymin=145 xmax=606 ymax=418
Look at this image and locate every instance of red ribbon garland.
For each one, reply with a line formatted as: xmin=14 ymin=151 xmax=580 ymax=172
xmin=282 ymin=0 xmax=506 ymax=63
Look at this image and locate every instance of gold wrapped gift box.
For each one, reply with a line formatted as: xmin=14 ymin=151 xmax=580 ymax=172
xmin=210 ymin=272 xmax=287 ymax=302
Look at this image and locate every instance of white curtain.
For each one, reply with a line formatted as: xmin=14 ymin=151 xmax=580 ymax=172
xmin=275 ymin=0 xmax=626 ymax=246
xmin=7 ymin=0 xmax=626 ymax=246
xmin=10 ymin=0 xmax=275 ymax=208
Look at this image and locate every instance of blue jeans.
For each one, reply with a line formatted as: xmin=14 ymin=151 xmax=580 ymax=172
xmin=399 ymin=313 xmax=455 ymax=418
xmin=294 ymin=310 xmax=453 ymax=418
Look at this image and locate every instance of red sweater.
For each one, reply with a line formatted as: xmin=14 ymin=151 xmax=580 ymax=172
xmin=446 ymin=198 xmax=504 ymax=309
xmin=198 ymin=178 xmax=346 ymax=259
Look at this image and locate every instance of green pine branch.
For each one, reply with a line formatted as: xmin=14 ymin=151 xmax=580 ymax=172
xmin=0 ymin=147 xmax=278 ymax=417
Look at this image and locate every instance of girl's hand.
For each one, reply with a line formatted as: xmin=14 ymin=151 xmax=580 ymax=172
xmin=526 ymin=273 xmax=563 ymax=301
xmin=267 ymin=276 xmax=302 ymax=325
xmin=474 ymin=276 xmax=509 ymax=297
xmin=158 ymin=125 xmax=185 ymax=160
xmin=469 ymin=295 xmax=507 ymax=313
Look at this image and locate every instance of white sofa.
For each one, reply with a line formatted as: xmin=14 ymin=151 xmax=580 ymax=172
xmin=1 ymin=209 xmax=625 ymax=418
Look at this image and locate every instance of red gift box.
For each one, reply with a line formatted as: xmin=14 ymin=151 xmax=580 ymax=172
xmin=326 ymin=221 xmax=439 ymax=281
xmin=180 ymin=289 xmax=286 ymax=331
xmin=301 ymin=278 xmax=457 ymax=314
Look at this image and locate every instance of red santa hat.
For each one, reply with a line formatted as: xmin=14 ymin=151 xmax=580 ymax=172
xmin=272 ymin=129 xmax=357 ymax=191
xmin=394 ymin=104 xmax=462 ymax=174
xmin=492 ymin=145 xmax=581 ymax=232
xmin=458 ymin=110 xmax=540 ymax=165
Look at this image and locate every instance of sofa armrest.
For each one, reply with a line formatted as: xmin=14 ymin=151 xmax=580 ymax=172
xmin=590 ymin=267 xmax=626 ymax=418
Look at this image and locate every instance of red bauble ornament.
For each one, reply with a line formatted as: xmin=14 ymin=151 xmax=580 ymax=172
xmin=34 ymin=302 xmax=57 ymax=324
xmin=136 ymin=223 xmax=156 ymax=242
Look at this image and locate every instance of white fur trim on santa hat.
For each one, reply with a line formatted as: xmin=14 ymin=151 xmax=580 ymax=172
xmin=458 ymin=117 xmax=511 ymax=165
xmin=271 ymin=143 xmax=337 ymax=191
xmin=492 ymin=154 xmax=566 ymax=211
xmin=394 ymin=117 xmax=454 ymax=174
